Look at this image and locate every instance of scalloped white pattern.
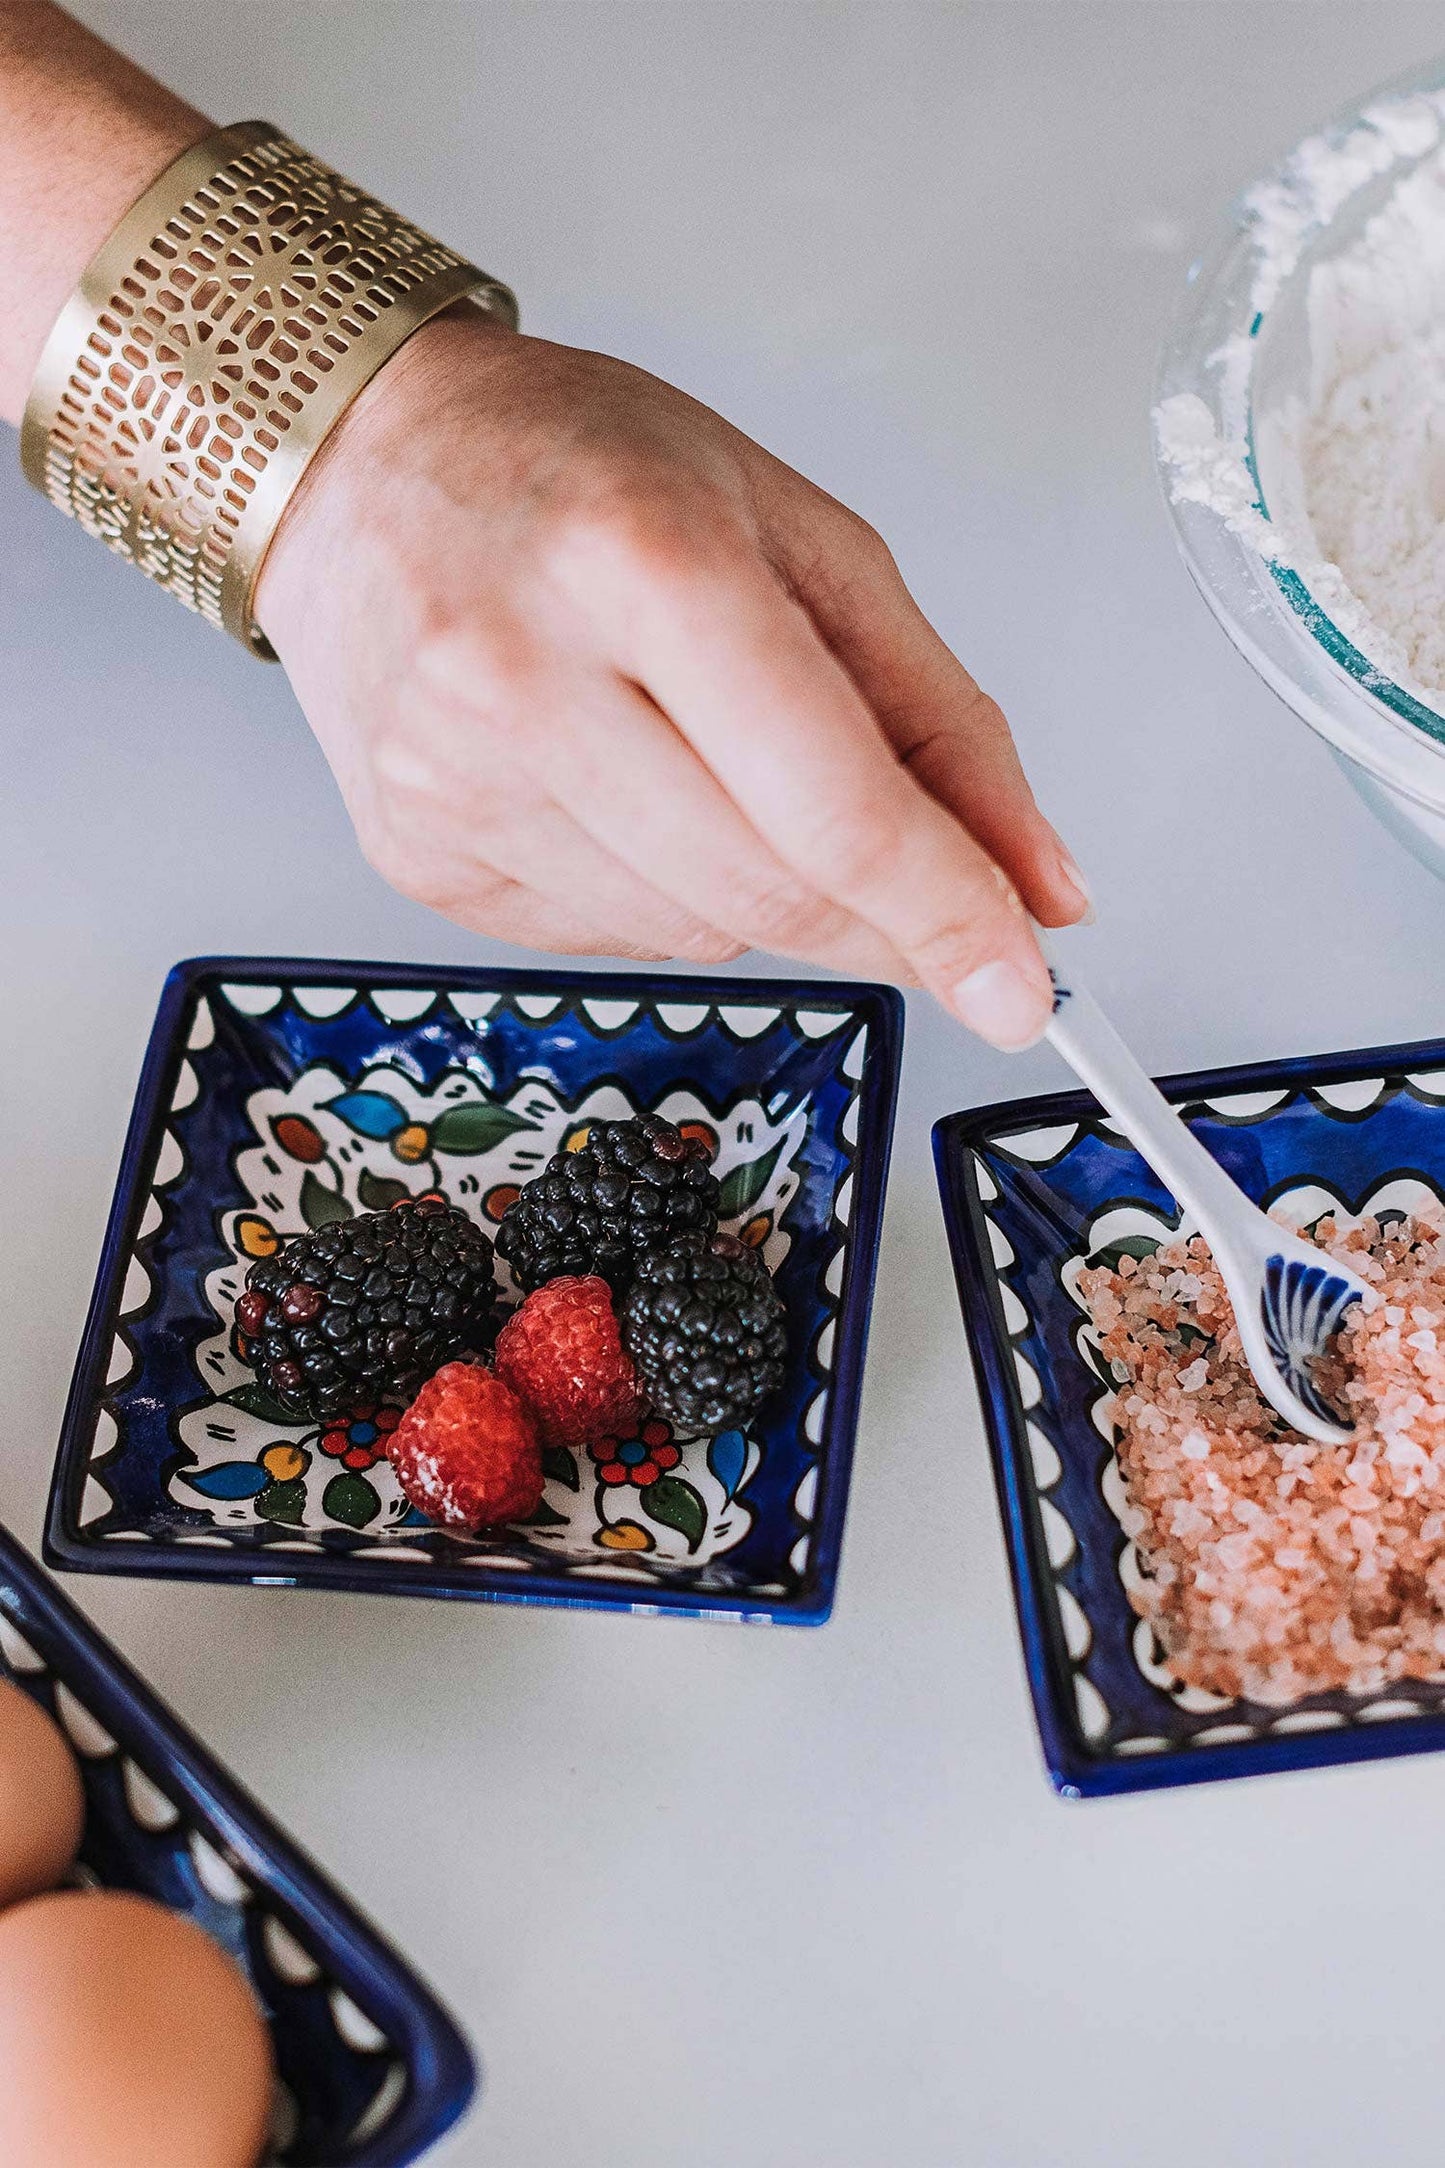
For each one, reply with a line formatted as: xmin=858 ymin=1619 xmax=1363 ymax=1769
xmin=0 ymin=1620 xmax=404 ymax=2154
xmin=972 ymin=1118 xmax=1445 ymax=1759
xmin=96 ymin=983 xmax=871 ymax=1617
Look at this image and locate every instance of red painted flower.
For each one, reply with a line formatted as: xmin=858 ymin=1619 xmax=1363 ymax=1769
xmin=588 ymin=1417 xmax=680 ymax=1489
xmin=319 ymin=1404 xmax=401 ymax=1471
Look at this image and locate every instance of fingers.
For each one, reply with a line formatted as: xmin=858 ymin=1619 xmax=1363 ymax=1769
xmin=902 ymin=697 xmax=1092 ymax=931
xmin=348 ymin=768 xmax=674 ymax=960
xmin=419 ymin=644 xmax=920 ymax=984
xmin=377 ymin=840 xmax=667 ymax=960
xmin=587 ymin=536 xmax=1056 ymax=1044
xmin=367 ymin=708 xmax=746 ymax=964
xmin=763 ymin=478 xmax=1091 ymax=928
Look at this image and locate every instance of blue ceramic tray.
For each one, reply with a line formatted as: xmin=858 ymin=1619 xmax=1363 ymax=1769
xmin=48 ymin=958 xmax=901 ymax=1622
xmin=936 ymin=1033 xmax=1445 ymax=1797
xmin=0 ymin=1522 xmax=471 ymax=2163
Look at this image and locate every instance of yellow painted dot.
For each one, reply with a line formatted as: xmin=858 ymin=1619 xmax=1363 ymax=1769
xmin=392 ymin=1124 xmax=431 ymax=1164
xmin=740 ymin=1213 xmax=772 ymax=1249
xmin=237 ymin=1216 xmax=279 ymax=1259
xmin=598 ymin=1520 xmax=653 ymax=1552
xmin=261 ymin=1444 xmax=309 ymax=1482
xmin=563 ymin=1124 xmax=592 ymax=1155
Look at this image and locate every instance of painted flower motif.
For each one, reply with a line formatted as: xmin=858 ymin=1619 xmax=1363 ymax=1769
xmin=235 ymin=1214 xmax=279 ymax=1259
xmin=271 ymin=1114 xmax=328 ymax=1164
xmin=260 ymin=1442 xmax=310 ymax=1483
xmin=179 ymin=1056 xmax=803 ymax=1557
xmin=319 ymin=1405 xmax=401 ymax=1472
xmin=589 ymin=1418 xmax=680 ymax=1488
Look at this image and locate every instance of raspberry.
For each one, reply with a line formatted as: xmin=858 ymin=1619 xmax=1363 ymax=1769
xmin=493 ymin=1276 xmax=642 ymax=1447
xmin=385 ymin=1363 xmax=543 ymax=1530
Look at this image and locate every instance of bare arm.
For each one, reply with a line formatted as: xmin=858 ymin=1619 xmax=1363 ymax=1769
xmin=0 ymin=4 xmax=1088 ymax=1044
xmin=0 ymin=2 xmax=205 ymax=424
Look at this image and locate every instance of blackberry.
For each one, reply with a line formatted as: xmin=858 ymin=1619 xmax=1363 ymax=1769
xmin=495 ymin=1114 xmax=720 ymax=1294
xmin=233 ymin=1195 xmax=497 ymax=1421
xmin=621 ymin=1235 xmax=788 ymax=1432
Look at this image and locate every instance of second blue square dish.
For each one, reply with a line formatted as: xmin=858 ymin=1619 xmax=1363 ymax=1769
xmin=48 ymin=959 xmax=901 ymax=1621
xmin=936 ymin=1037 xmax=1445 ymax=1797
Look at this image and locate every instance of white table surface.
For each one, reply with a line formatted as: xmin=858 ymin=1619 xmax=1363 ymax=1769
xmin=9 ymin=5 xmax=1445 ymax=2162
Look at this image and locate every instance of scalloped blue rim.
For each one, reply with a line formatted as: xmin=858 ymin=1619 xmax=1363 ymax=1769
xmin=935 ymin=1030 xmax=1445 ymax=1799
xmin=0 ymin=1520 xmax=475 ymax=2165
xmin=46 ymin=956 xmax=903 ymax=1624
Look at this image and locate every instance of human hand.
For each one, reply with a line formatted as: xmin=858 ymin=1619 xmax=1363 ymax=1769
xmin=256 ymin=306 xmax=1089 ymax=1048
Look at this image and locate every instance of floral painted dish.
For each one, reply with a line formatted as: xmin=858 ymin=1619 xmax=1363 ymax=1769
xmin=935 ymin=1033 xmax=1445 ymax=1796
xmin=49 ymin=958 xmax=901 ymax=1622
xmin=0 ymin=1521 xmax=471 ymax=2164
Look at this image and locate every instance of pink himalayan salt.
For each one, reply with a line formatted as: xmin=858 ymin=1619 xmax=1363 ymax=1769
xmin=1080 ymin=1207 xmax=1445 ymax=1706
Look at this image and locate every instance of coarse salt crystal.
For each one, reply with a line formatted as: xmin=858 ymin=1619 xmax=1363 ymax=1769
xmin=1083 ymin=1208 xmax=1445 ymax=1706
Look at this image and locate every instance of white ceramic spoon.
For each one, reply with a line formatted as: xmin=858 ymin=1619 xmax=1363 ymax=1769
xmin=1039 ymin=934 xmax=1369 ymax=1445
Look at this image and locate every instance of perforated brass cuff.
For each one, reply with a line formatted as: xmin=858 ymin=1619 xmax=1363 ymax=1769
xmin=21 ymin=120 xmax=517 ymax=658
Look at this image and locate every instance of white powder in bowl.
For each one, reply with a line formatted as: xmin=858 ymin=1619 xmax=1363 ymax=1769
xmin=1156 ymin=93 xmax=1445 ymax=717
xmin=1285 ymin=153 xmax=1445 ymax=698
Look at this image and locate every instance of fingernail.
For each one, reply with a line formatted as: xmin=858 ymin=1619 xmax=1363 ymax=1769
xmin=1054 ymin=845 xmax=1095 ymax=925
xmin=951 ymin=960 xmax=1050 ymax=1050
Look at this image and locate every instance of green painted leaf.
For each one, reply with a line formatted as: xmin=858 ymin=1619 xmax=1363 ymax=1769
xmin=358 ymin=1167 xmax=411 ymax=1212
xmin=256 ymin=1478 xmax=308 ymax=1525
xmin=541 ymin=1444 xmax=580 ymax=1492
xmin=718 ymin=1137 xmax=786 ymax=1219
xmin=224 ymin=1380 xmax=305 ymax=1425
xmin=640 ymin=1474 xmax=708 ymax=1553
xmin=1088 ymin=1234 xmax=1162 ymax=1273
xmin=430 ymin=1103 xmax=538 ymax=1155
xmin=301 ymin=1170 xmax=353 ymax=1229
xmin=516 ymin=1496 xmax=568 ymax=1526
xmin=322 ymin=1471 xmax=381 ymax=1527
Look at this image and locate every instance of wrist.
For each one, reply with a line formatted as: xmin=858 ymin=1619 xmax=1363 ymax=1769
xmin=19 ymin=117 xmax=516 ymax=654
xmin=254 ymin=304 xmax=520 ymax=656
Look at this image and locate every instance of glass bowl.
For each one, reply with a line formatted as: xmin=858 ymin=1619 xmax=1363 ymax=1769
xmin=1154 ymin=56 xmax=1445 ymax=877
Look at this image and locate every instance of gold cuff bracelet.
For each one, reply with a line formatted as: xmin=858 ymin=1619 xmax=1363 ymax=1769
xmin=20 ymin=119 xmax=517 ymax=658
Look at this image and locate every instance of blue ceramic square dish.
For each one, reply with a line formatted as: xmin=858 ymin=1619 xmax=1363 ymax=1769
xmin=48 ymin=958 xmax=901 ymax=1622
xmin=0 ymin=1521 xmax=471 ymax=2163
xmin=936 ymin=1034 xmax=1445 ymax=1797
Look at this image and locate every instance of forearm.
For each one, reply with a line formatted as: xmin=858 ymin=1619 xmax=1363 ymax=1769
xmin=0 ymin=1 xmax=206 ymax=425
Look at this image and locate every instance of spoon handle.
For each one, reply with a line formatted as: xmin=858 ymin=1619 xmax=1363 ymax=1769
xmin=1038 ymin=937 xmax=1251 ymax=1250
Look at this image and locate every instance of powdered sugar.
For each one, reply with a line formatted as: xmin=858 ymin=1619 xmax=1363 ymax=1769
xmin=1280 ymin=153 xmax=1445 ymax=698
xmin=1154 ymin=87 xmax=1445 ymax=714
